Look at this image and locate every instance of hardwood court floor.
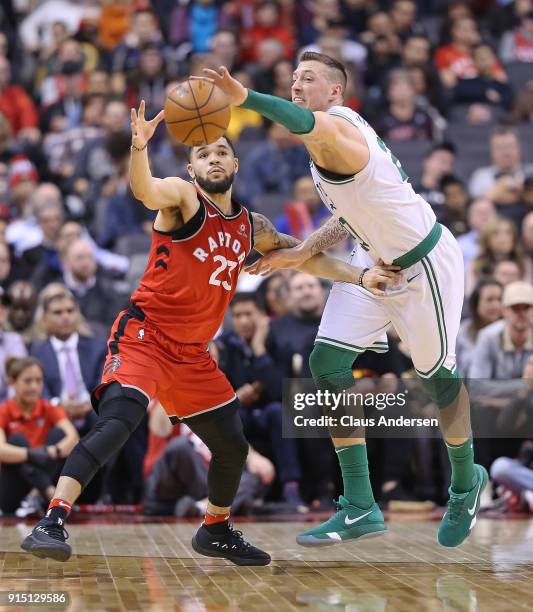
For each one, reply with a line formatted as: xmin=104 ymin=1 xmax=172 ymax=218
xmin=1 ymin=516 xmax=532 ymax=611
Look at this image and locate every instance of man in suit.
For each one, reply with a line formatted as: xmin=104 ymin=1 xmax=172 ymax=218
xmin=30 ymin=286 xmax=106 ymax=436
xmin=61 ymin=238 xmax=127 ymax=332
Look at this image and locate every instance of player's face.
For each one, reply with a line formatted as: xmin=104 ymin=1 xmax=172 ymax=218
xmin=12 ymin=365 xmax=44 ymax=406
xmin=292 ymin=62 xmax=341 ymax=111
xmin=189 ymin=139 xmax=238 ymax=194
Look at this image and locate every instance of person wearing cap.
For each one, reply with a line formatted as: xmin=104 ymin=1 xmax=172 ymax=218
xmin=7 ymin=155 xmax=38 ymax=221
xmin=469 ymin=280 xmax=533 ymax=471
xmin=470 ymin=280 xmax=533 ymax=381
xmin=0 ymin=288 xmax=26 ymax=402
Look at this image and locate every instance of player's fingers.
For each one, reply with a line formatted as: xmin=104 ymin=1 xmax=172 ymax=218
xmin=139 ymin=99 xmax=145 ymax=120
xmin=202 ymin=68 xmax=222 ymax=81
xmin=130 ymin=107 xmax=137 ymax=122
xmin=152 ymin=110 xmax=165 ymax=125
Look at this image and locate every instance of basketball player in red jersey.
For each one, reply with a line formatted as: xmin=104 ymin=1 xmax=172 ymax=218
xmin=21 ymin=100 xmax=400 ymax=566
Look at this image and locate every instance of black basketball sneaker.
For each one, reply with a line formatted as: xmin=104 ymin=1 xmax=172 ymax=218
xmin=21 ymin=516 xmax=71 ymax=561
xmin=192 ymin=523 xmax=271 ymax=566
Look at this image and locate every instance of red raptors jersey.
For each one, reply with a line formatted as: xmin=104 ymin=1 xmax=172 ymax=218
xmin=131 ymin=189 xmax=253 ymax=344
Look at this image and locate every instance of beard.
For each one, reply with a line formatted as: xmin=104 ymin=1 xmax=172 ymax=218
xmin=196 ymin=171 xmax=235 ymax=194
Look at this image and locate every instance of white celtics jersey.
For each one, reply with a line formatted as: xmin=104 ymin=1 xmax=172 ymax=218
xmin=309 ymin=106 xmax=436 ymax=265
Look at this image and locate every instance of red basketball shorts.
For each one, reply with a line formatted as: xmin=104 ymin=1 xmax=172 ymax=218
xmin=93 ymin=305 xmax=236 ymax=419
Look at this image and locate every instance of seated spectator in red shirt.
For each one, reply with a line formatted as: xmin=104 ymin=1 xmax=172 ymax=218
xmin=434 ymin=16 xmax=480 ymax=87
xmin=0 ymin=56 xmax=39 ymax=142
xmin=500 ymin=10 xmax=533 ymax=63
xmin=143 ymin=401 xmax=272 ymax=517
xmin=0 ymin=356 xmax=78 ymax=516
xmin=241 ymin=0 xmax=294 ymax=63
xmin=376 ymin=69 xmax=441 ymax=141
xmin=453 ymin=44 xmax=514 ymax=118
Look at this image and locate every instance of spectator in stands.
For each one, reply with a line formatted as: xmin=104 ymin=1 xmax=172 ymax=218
xmin=0 ymin=356 xmax=78 ymax=516
xmin=457 ymin=198 xmax=497 ymax=270
xmin=298 ymin=0 xmax=342 ymax=47
xmin=6 ymin=182 xmax=62 ymax=258
xmin=453 ymin=44 xmax=513 ymax=121
xmin=510 ymin=79 xmax=533 ymax=124
xmin=70 ymin=99 xmax=129 ymax=218
xmin=271 ymin=59 xmax=293 ymax=100
xmin=21 ymin=199 xmax=64 ymax=288
xmin=434 ymin=16 xmax=481 ymax=87
xmin=217 ymin=293 xmax=306 ymax=510
xmin=19 ymin=1 xmax=86 ymax=54
xmin=401 ymin=35 xmax=445 ymax=112
xmin=6 ymin=155 xmax=38 ymax=223
xmin=360 ymin=10 xmax=401 ymax=54
xmin=256 ymin=273 xmax=289 ymax=319
xmin=143 ymin=401 xmax=271 ymax=517
xmin=466 ymin=217 xmax=524 ymax=295
xmin=469 ymin=127 xmax=533 ymax=201
xmin=456 ymin=279 xmax=503 ymax=376
xmin=415 ymin=142 xmax=456 ymax=210
xmin=438 ymin=175 xmax=469 ymax=236
xmin=6 ymin=282 xmax=37 ymax=348
xmin=60 ymin=238 xmax=126 ymax=330
xmin=376 ymin=69 xmax=442 ymax=141
xmin=239 ymin=122 xmax=309 ymax=203
xmin=0 ymin=288 xmax=27 ymax=402
xmin=125 ymin=43 xmax=167 ymax=118
xmin=30 ymin=285 xmax=106 ymax=439
xmin=390 ymin=0 xmax=422 ymax=43
xmin=469 ymin=280 xmax=533 ymax=469
xmin=210 ymin=29 xmax=240 ymax=73
xmin=112 ymin=8 xmax=164 ymax=75
xmin=470 ymin=280 xmax=533 ymax=379
xmin=493 ymin=259 xmax=524 ymax=288
xmin=0 ymin=56 xmax=39 ymax=141
xmin=500 ymin=10 xmax=533 ymax=63
xmin=43 ymin=93 xmax=104 ymax=187
xmin=275 ymin=177 xmax=329 ymax=240
xmin=267 ymin=272 xmax=336 ymax=507
xmin=241 ymin=1 xmax=294 ymax=63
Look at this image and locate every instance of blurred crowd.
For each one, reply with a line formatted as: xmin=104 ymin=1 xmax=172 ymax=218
xmin=0 ymin=0 xmax=533 ymax=519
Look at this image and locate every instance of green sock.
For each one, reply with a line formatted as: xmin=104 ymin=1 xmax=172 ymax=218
xmin=336 ymin=444 xmax=375 ymax=509
xmin=446 ymin=437 xmax=476 ymax=493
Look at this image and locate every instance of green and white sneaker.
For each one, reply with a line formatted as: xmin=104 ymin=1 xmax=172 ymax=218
xmin=296 ymin=496 xmax=387 ymax=547
xmin=438 ymin=464 xmax=488 ymax=548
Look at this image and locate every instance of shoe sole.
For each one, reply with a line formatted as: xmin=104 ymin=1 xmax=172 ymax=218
xmin=21 ymin=536 xmax=72 ymax=562
xmin=191 ymin=535 xmax=271 ymax=566
xmin=296 ymin=527 xmax=388 ymax=547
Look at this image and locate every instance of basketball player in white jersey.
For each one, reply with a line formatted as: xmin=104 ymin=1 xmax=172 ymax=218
xmin=199 ymin=52 xmax=486 ymax=548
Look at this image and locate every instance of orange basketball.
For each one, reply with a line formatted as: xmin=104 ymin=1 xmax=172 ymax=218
xmin=164 ymin=79 xmax=231 ymax=147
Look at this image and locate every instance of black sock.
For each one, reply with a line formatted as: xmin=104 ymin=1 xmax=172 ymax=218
xmin=204 ymin=520 xmax=229 ymax=535
xmin=46 ymin=506 xmax=69 ymax=524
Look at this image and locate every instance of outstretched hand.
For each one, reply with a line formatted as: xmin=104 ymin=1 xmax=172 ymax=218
xmin=130 ymin=100 xmax=165 ymax=149
xmin=190 ymin=66 xmax=248 ymax=106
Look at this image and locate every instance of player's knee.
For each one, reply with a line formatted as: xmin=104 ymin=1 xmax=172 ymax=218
xmin=419 ymin=367 xmax=462 ymax=408
xmin=62 ymin=383 xmax=148 ymax=488
xmin=310 ymin=343 xmax=357 ymax=391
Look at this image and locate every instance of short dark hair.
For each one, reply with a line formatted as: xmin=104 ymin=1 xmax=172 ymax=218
xmin=426 ymin=141 xmax=456 ymax=158
xmin=188 ymin=135 xmax=236 ymax=162
xmin=299 ymin=51 xmax=348 ymax=94
xmin=230 ymin=292 xmax=262 ymax=310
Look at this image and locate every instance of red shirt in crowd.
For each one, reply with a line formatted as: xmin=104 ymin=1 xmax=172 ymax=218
xmin=434 ymin=44 xmax=478 ymax=78
xmin=0 ymin=85 xmax=39 ymax=134
xmin=0 ymin=399 xmax=66 ymax=448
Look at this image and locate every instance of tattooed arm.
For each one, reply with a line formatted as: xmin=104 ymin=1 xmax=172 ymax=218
xmin=248 ymin=213 xmax=350 ymax=275
xmin=248 ymin=213 xmax=402 ymax=294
